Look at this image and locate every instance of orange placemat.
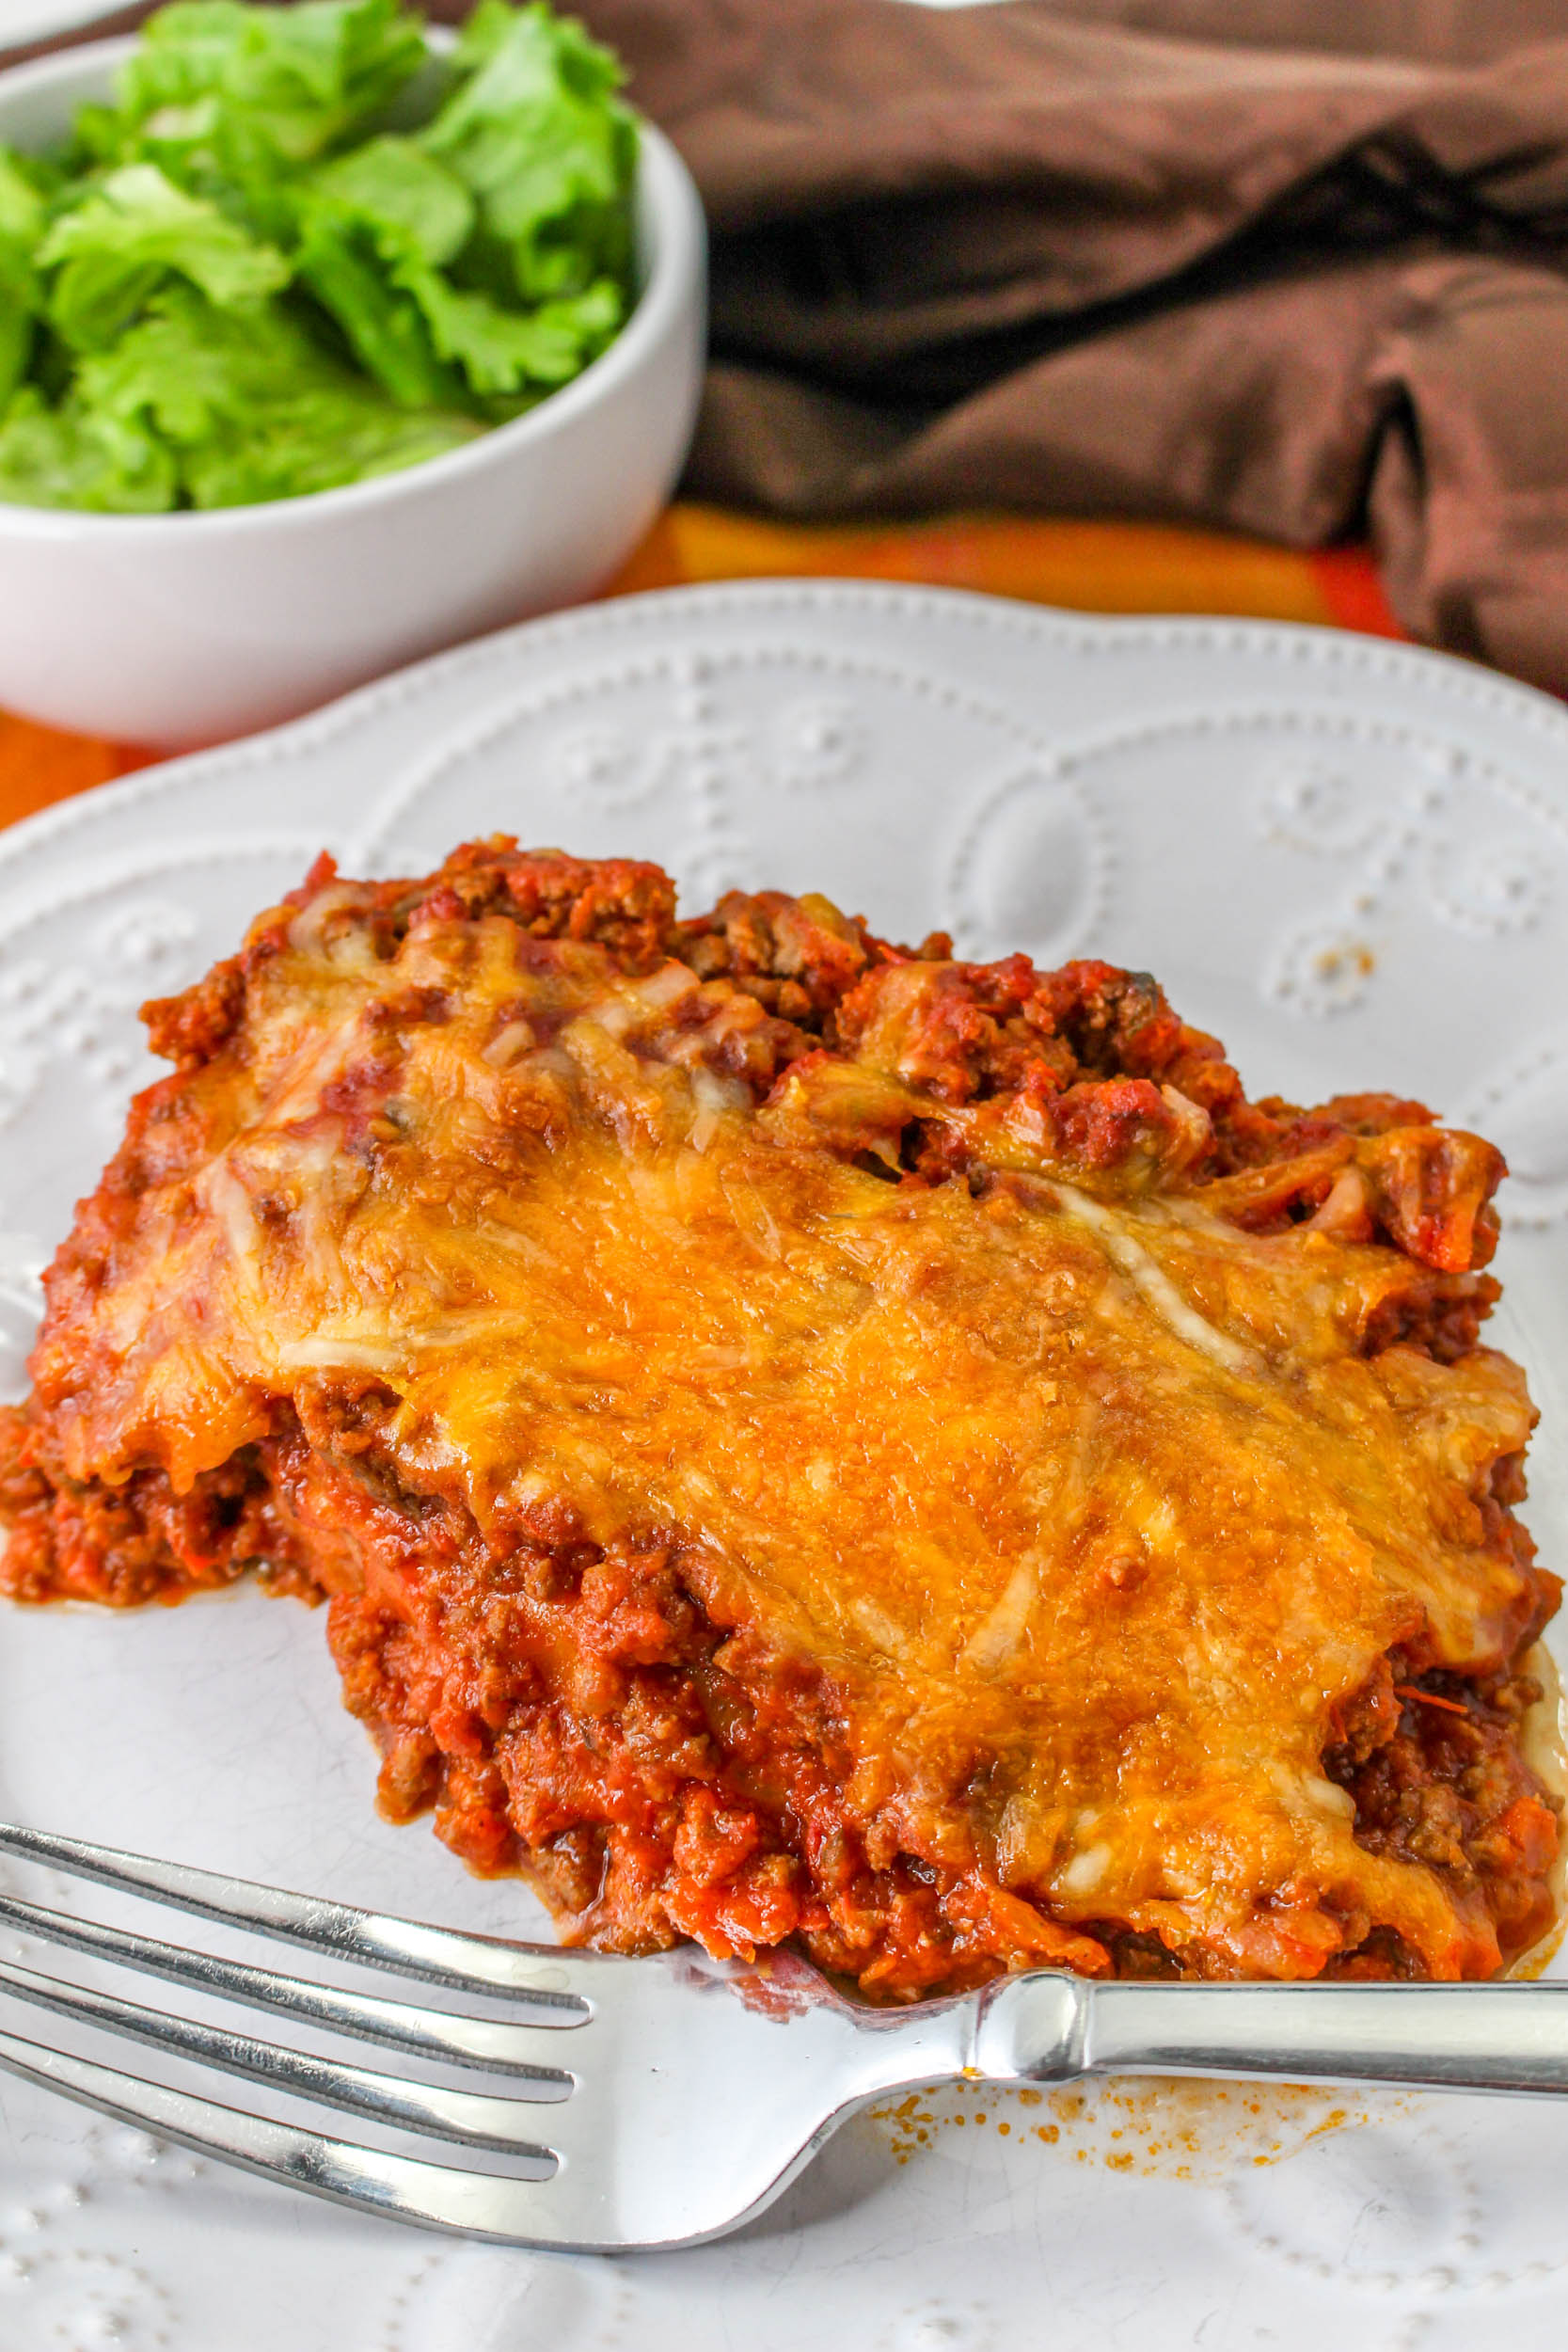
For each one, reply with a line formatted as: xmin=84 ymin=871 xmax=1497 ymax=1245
xmin=0 ymin=509 xmax=1402 ymax=833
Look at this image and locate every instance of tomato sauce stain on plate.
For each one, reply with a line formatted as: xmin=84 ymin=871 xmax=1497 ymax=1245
xmin=867 ymin=2076 xmax=1408 ymax=2183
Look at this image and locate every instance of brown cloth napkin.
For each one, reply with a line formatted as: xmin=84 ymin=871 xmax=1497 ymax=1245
xmin=10 ymin=0 xmax=1568 ymax=691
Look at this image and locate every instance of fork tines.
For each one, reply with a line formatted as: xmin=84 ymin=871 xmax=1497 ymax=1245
xmin=0 ymin=1822 xmax=620 ymax=2246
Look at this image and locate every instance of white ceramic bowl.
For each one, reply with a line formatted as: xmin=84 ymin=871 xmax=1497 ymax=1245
xmin=0 ymin=36 xmax=706 ymax=747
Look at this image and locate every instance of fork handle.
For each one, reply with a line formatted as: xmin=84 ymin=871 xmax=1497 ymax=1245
xmin=975 ymin=1976 xmax=1568 ymax=2096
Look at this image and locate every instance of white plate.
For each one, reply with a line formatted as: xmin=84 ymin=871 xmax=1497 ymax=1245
xmin=0 ymin=581 xmax=1565 ymax=2352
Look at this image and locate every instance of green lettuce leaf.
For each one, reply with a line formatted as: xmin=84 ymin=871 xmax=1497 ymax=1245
xmin=292 ymin=201 xmax=461 ymax=405
xmin=294 ymin=200 xmax=625 ymax=404
xmin=109 ymin=0 xmax=426 ymax=167
xmin=398 ymin=261 xmax=622 ymax=395
xmin=289 ymin=135 xmax=477 ymax=405
xmin=182 ymin=374 xmax=475 ymax=503
xmin=40 ymin=164 xmax=291 ymax=352
xmin=285 ymin=5 xmax=635 ymax=405
xmin=0 ymin=147 xmax=45 ymax=249
xmin=421 ymin=0 xmax=636 ymax=305
xmin=0 ymin=384 xmax=178 ymax=511
xmin=307 ymin=135 xmax=473 ymax=264
xmin=291 ymin=124 xmax=624 ymax=404
xmin=0 ymin=149 xmax=47 ymax=404
xmin=0 ymin=286 xmax=32 ymax=411
xmin=73 ymin=284 xmax=478 ymax=505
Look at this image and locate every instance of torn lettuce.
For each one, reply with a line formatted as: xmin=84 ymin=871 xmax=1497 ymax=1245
xmin=293 ymin=6 xmax=635 ymax=406
xmin=0 ymin=153 xmax=46 ymax=405
xmin=0 ymin=286 xmax=478 ymax=510
xmin=40 ymin=164 xmax=293 ymax=351
xmin=0 ymin=387 xmax=179 ymax=513
xmin=0 ymin=0 xmax=637 ymax=511
xmin=75 ymin=0 xmax=428 ymax=173
xmin=425 ymin=0 xmax=636 ymax=305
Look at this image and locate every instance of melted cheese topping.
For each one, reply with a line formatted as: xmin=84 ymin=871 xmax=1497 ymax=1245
xmin=52 ymin=912 xmax=1542 ymax=1974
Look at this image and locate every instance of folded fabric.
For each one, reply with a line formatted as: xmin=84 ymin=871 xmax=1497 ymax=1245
xmin=9 ymin=0 xmax=1568 ymax=691
xmin=950 ymin=1 xmax=1568 ymax=68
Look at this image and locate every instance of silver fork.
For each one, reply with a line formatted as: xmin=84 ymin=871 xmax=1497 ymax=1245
xmin=0 ymin=1822 xmax=1566 ymax=2251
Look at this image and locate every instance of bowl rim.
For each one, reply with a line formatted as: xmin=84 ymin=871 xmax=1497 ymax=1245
xmin=0 ymin=30 xmax=705 ymax=540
